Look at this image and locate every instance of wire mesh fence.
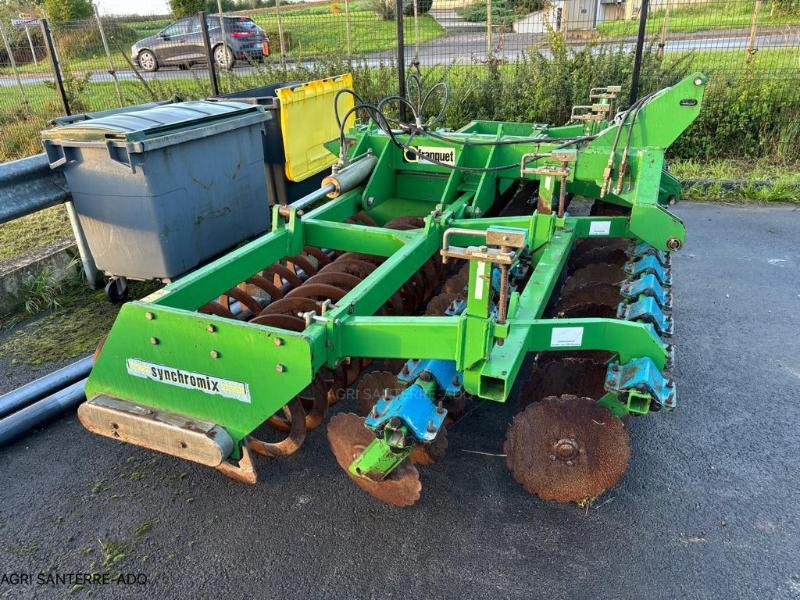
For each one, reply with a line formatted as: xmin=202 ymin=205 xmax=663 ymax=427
xmin=0 ymin=0 xmax=798 ymax=162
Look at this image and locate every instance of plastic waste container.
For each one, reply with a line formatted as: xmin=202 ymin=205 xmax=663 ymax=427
xmin=212 ymin=74 xmax=354 ymax=206
xmin=41 ymin=100 xmax=270 ymax=301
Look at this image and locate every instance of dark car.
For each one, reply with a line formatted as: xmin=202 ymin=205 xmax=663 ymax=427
xmin=132 ymin=15 xmax=269 ymax=72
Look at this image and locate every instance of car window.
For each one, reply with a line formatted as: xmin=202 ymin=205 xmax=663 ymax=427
xmin=186 ymin=17 xmax=200 ymax=33
xmin=161 ymin=19 xmax=189 ymax=37
xmin=205 ymin=16 xmax=224 ymax=30
xmin=231 ymin=19 xmax=258 ymax=30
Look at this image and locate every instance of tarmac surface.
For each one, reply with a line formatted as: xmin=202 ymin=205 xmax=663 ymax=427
xmin=1 ymin=202 xmax=799 ymax=599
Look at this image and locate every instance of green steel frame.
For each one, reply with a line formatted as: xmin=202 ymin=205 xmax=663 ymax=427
xmin=85 ymin=73 xmax=706 ymax=459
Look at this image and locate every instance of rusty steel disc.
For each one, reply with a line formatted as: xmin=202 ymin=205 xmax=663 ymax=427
xmin=352 ymin=211 xmax=377 ymax=227
xmin=558 ymin=283 xmax=620 ymax=311
xmin=321 ymin=258 xmax=376 ymax=279
xmin=287 ymin=254 xmax=318 ymax=277
xmin=302 ymin=271 xmax=362 ymax=291
xmin=425 ymin=292 xmax=459 ymax=316
xmin=504 ymin=395 xmax=630 ymax=503
xmin=420 ymin=259 xmax=440 ymax=297
xmin=355 ymin=371 xmax=406 ymax=416
xmin=259 ymin=297 xmax=318 ymax=318
xmin=199 ymin=301 xmax=236 ymax=320
xmin=327 ymin=413 xmax=422 ymax=507
xmin=250 ymin=313 xmax=306 ymax=331
xmin=220 ymin=287 xmax=262 ymax=316
xmin=285 ymin=283 xmax=348 ymax=303
xmin=561 ymin=263 xmax=626 ymax=297
xmin=522 ymin=357 xmax=609 ymax=409
xmin=337 ymin=252 xmax=383 ymax=265
xmin=443 ymin=264 xmax=469 ymax=296
xmin=384 ymin=216 xmax=424 ymax=230
xmin=303 ymin=246 xmax=332 ymax=266
xmin=590 ymin=200 xmax=630 ymax=217
xmin=264 ymin=263 xmax=303 ymax=289
xmin=409 ymin=429 xmax=448 ymax=465
xmin=381 ymin=359 xmax=409 ymax=374
xmin=569 ymin=243 xmax=631 ymax=273
xmin=247 ymin=274 xmax=284 ymax=301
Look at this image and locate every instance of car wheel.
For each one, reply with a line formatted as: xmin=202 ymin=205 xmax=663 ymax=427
xmin=137 ymin=49 xmax=158 ymax=72
xmin=213 ymin=44 xmax=234 ymax=70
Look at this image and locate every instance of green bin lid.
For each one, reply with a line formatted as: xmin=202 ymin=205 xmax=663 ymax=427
xmin=41 ymin=100 xmax=264 ymax=144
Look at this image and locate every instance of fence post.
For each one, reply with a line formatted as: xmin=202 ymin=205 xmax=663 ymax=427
xmin=628 ymin=0 xmax=649 ymax=105
xmin=344 ymin=0 xmax=353 ymax=57
xmin=93 ymin=4 xmax=123 ymax=106
xmin=0 ymin=22 xmax=30 ymax=111
xmin=216 ymin=0 xmax=228 ymax=71
xmin=657 ymin=0 xmax=670 ymax=59
xmin=413 ymin=0 xmax=419 ymax=63
xmin=40 ymin=18 xmax=70 ymax=116
xmin=24 ymin=24 xmax=37 ymax=65
xmin=746 ymin=0 xmax=764 ymax=63
xmin=275 ymin=0 xmax=286 ymax=68
xmin=199 ymin=11 xmax=220 ymax=97
xmin=486 ymin=0 xmax=492 ymax=57
xmin=395 ymin=0 xmax=406 ymax=121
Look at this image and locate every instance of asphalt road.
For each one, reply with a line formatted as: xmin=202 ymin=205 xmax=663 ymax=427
xmin=1 ymin=30 xmax=797 ymax=87
xmin=1 ymin=202 xmax=799 ymax=599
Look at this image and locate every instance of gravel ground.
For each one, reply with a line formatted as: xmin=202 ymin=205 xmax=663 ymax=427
xmin=1 ymin=202 xmax=799 ymax=600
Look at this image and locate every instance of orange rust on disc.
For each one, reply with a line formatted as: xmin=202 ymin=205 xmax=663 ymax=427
xmin=409 ymin=429 xmax=448 ymax=465
xmin=560 ymin=263 xmax=626 ymax=297
xmin=259 ymin=297 xmax=317 ymax=317
xmin=199 ymin=301 xmax=236 ymax=320
xmin=522 ymin=357 xmax=608 ymax=409
xmin=285 ymin=283 xmax=348 ymax=303
xmin=303 ymin=246 xmax=332 ymax=266
xmin=320 ymin=258 xmax=376 ymax=279
xmin=425 ymin=292 xmax=459 ymax=316
xmin=504 ymin=395 xmax=630 ymax=503
xmin=355 ymin=371 xmax=406 ymax=416
xmin=264 ymin=263 xmax=302 ymax=289
xmin=327 ymin=413 xmax=422 ymax=507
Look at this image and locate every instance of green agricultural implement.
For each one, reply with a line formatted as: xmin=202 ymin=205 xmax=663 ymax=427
xmin=79 ymin=72 xmax=706 ymax=506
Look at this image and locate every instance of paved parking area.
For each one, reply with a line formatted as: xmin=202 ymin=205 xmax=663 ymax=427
xmin=1 ymin=202 xmax=799 ymax=599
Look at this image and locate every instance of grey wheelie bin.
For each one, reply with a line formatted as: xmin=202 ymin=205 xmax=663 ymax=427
xmin=41 ymin=100 xmax=270 ymax=301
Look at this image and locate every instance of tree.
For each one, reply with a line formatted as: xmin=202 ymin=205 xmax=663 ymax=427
xmin=43 ymin=0 xmax=91 ymax=22
xmin=170 ymin=0 xmax=205 ymax=17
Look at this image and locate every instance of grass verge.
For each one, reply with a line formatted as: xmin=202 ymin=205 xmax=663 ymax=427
xmin=0 ymin=205 xmax=73 ymax=264
xmin=670 ymin=158 xmax=800 ymax=203
xmin=597 ymin=2 xmax=800 ymax=38
xmin=1 ymin=274 xmax=159 ymax=366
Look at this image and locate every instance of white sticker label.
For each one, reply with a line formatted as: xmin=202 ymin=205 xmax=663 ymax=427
xmin=550 ymin=327 xmax=584 ymax=348
xmin=474 ymin=261 xmax=486 ymax=301
xmin=589 ymin=221 xmax=611 ymax=236
xmin=403 ymin=145 xmax=456 ymax=166
xmin=126 ymin=358 xmax=251 ymax=404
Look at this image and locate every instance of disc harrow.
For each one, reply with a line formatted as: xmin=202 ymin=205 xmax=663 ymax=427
xmin=80 ymin=72 xmax=705 ymax=509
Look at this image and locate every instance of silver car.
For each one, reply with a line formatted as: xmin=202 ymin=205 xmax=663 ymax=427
xmin=132 ymin=15 xmax=270 ymax=72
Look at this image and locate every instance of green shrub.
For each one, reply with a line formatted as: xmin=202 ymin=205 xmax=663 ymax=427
xmin=669 ymin=73 xmax=800 ymax=161
xmin=170 ymin=0 xmax=205 ymax=18
xmin=54 ymin=21 xmax=139 ymax=62
xmin=44 ymin=0 xmax=92 ymax=22
xmin=459 ymin=0 xmax=546 ymax=27
xmin=403 ymin=0 xmax=434 ymax=16
xmin=373 ymin=0 xmax=394 ymax=19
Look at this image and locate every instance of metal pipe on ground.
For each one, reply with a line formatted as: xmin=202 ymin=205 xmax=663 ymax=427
xmin=0 ymin=379 xmax=86 ymax=447
xmin=0 ymin=356 xmax=92 ymax=419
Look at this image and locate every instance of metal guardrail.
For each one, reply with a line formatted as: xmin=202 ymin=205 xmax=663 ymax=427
xmin=0 ymin=152 xmax=101 ymax=286
xmin=0 ymin=152 xmax=70 ymax=224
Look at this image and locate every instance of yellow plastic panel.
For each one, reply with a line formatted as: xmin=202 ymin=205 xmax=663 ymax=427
xmin=276 ymin=74 xmax=355 ymax=182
